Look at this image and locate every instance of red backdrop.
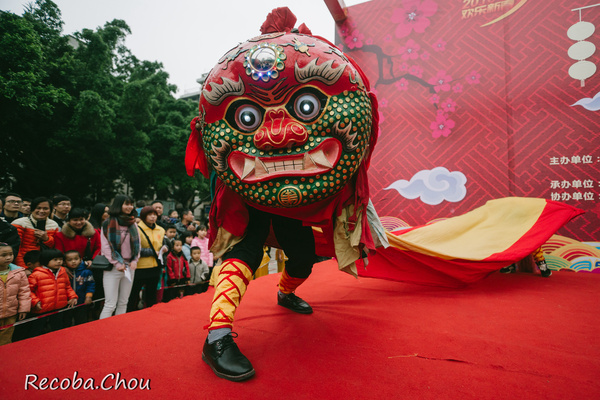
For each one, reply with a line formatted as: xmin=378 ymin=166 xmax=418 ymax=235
xmin=334 ymin=0 xmax=600 ymax=241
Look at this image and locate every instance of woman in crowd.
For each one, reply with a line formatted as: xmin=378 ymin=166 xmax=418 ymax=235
xmin=54 ymin=208 xmax=101 ymax=263
xmin=88 ymin=203 xmax=109 ymax=309
xmin=127 ymin=206 xmax=165 ymax=312
xmin=99 ymin=195 xmax=140 ymax=319
xmin=11 ymin=197 xmax=59 ymax=267
xmin=89 ymin=203 xmax=109 ymax=231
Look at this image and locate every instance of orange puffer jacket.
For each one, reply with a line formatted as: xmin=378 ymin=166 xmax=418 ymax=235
xmin=28 ymin=267 xmax=77 ymax=313
xmin=12 ymin=216 xmax=59 ymax=267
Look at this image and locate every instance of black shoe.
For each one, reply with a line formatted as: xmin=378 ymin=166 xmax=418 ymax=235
xmin=277 ymin=292 xmax=313 ymax=314
xmin=202 ymin=333 xmax=255 ymax=382
xmin=540 ymin=268 xmax=552 ymax=278
xmin=499 ymin=264 xmax=516 ymax=274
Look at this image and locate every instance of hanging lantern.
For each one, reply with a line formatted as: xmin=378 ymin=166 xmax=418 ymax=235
xmin=568 ymin=4 xmax=599 ymax=87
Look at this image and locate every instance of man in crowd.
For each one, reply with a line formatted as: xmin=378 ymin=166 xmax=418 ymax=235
xmin=135 ymin=200 xmax=146 ymax=217
xmin=152 ymin=200 xmax=170 ymax=229
xmin=1 ymin=193 xmax=24 ymax=223
xmin=21 ymin=198 xmax=31 ymax=216
xmin=175 ymin=210 xmax=197 ymax=235
xmin=0 ymin=217 xmax=20 ymax=256
xmin=52 ymin=194 xmax=71 ymax=228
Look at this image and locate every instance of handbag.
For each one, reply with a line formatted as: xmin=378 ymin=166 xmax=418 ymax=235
xmin=90 ymin=254 xmax=113 ymax=271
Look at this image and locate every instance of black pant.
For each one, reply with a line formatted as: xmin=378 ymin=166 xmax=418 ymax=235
xmin=186 ymin=282 xmax=208 ymax=295
xmin=63 ymin=304 xmax=90 ymax=326
xmin=127 ymin=266 xmax=160 ymax=312
xmin=223 ymin=207 xmax=316 ymax=279
xmin=91 ymin=268 xmax=105 ymax=320
xmin=25 ymin=310 xmax=66 ymax=339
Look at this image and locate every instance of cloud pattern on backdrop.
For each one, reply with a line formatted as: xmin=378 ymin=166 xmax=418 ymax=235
xmin=384 ymin=167 xmax=467 ymax=205
xmin=571 ymin=91 xmax=600 ymax=111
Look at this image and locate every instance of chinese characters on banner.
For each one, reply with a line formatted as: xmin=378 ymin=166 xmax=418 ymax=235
xmin=462 ymin=0 xmax=515 ymax=20
xmin=548 ymin=155 xmax=599 ymax=202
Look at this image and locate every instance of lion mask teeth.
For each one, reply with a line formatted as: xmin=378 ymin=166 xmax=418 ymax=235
xmin=229 ymin=140 xmax=340 ymax=183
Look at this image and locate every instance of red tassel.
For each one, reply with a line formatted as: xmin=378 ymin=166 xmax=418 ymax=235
xmin=185 ymin=117 xmax=209 ymax=178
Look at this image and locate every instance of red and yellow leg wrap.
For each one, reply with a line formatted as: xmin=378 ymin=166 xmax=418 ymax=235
xmin=208 ymin=259 xmax=254 ymax=331
xmin=533 ymin=247 xmax=546 ymax=262
xmin=278 ymin=269 xmax=307 ymax=295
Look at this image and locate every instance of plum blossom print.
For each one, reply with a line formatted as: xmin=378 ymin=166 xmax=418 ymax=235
xmin=466 ymin=70 xmax=481 ymax=84
xmin=399 ymin=39 xmax=421 ymax=60
xmin=334 ymin=12 xmax=483 ymax=142
xmin=430 ymin=113 xmax=455 ymax=138
xmin=345 ymin=29 xmax=365 ymax=50
xmin=391 ymin=0 xmax=439 ymax=38
xmin=409 ymin=64 xmax=424 ymax=78
xmin=395 ymin=78 xmax=409 ymax=91
xmin=440 ymin=98 xmax=457 ymax=112
xmin=429 ymin=70 xmax=452 ymax=92
xmin=338 ymin=22 xmax=351 ymax=38
xmin=432 ymin=38 xmax=446 ymax=52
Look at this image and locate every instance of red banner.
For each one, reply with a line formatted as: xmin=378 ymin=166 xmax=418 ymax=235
xmin=335 ymin=0 xmax=600 ymax=241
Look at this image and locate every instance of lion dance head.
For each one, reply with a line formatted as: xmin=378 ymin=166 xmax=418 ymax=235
xmin=186 ymin=7 xmax=378 ymax=209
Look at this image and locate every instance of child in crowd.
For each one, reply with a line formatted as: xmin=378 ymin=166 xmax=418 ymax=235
xmin=191 ymin=224 xmax=213 ymax=274
xmin=28 ymin=249 xmax=77 ymax=337
xmin=64 ymin=250 xmax=95 ymax=325
xmin=166 ymin=239 xmax=190 ymax=300
xmin=157 ymin=224 xmax=178 ymax=302
xmin=188 ymin=246 xmax=209 ymax=295
xmin=181 ymin=231 xmax=193 ymax=261
xmin=23 ymin=250 xmax=41 ymax=276
xmin=163 ymin=225 xmax=177 ymax=248
xmin=0 ymin=243 xmax=31 ymax=345
xmin=11 ymin=251 xmax=39 ymax=341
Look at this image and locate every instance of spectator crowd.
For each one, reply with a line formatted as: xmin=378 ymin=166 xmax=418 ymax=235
xmin=0 ymin=193 xmax=214 ymax=345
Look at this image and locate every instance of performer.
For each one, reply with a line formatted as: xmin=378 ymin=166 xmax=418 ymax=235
xmin=186 ymin=7 xmax=385 ymax=381
xmin=185 ymin=8 xmax=583 ymax=382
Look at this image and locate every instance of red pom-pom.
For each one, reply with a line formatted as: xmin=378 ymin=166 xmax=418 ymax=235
xmin=260 ymin=7 xmax=297 ymax=34
xmin=297 ymin=23 xmax=312 ymax=35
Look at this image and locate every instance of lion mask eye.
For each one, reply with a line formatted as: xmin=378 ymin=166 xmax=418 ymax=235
xmin=294 ymin=93 xmax=320 ymax=120
xmin=235 ymin=105 xmax=262 ymax=132
xmin=286 ymin=88 xmax=327 ymax=123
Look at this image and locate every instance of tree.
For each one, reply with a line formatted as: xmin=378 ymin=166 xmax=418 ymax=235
xmin=0 ymin=0 xmax=209 ymax=209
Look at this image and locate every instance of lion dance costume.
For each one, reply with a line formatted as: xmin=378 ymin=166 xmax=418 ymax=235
xmin=186 ymin=8 xmax=583 ymax=381
xmin=185 ymin=7 xmax=385 ymax=381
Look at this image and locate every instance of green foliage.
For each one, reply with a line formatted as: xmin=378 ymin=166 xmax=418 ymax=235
xmin=0 ymin=0 xmax=208 ymax=209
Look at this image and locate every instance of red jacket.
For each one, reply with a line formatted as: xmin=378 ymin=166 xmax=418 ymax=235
xmin=12 ymin=216 xmax=59 ymax=267
xmin=166 ymin=253 xmax=190 ymax=280
xmin=54 ymin=221 xmax=101 ymax=260
xmin=28 ymin=267 xmax=77 ymax=313
xmin=0 ymin=264 xmax=31 ymax=319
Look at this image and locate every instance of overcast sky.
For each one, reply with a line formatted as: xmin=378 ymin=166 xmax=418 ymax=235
xmin=1 ymin=0 xmax=370 ymax=96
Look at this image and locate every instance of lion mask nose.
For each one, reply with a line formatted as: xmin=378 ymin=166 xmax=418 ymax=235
xmin=254 ymin=108 xmax=308 ymax=150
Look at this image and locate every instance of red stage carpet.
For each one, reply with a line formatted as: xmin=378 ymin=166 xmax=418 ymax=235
xmin=2 ymin=260 xmax=599 ymax=399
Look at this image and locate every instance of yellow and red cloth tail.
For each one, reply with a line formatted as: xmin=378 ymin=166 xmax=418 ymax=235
xmin=352 ymin=198 xmax=583 ymax=287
